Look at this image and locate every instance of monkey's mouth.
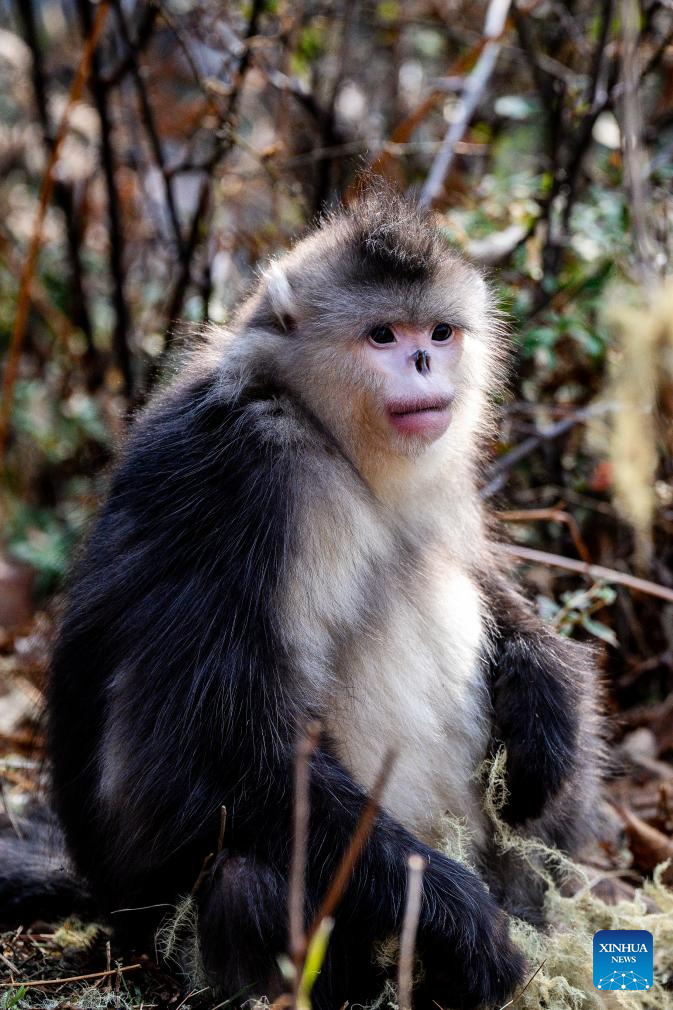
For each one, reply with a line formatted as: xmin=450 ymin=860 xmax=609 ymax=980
xmin=386 ymin=397 xmax=454 ymax=439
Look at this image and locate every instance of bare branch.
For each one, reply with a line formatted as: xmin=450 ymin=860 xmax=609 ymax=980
xmin=13 ymin=0 xmax=96 ymax=364
xmin=419 ymin=0 xmax=513 ymax=208
xmin=0 ymin=1 xmax=111 ymax=466
xmin=161 ymin=0 xmax=265 ymax=346
xmin=398 ymin=854 xmax=425 ymax=1010
xmin=5 ymin=964 xmax=142 ymax=989
xmin=102 ymin=3 xmax=159 ymax=87
xmin=110 ymin=0 xmax=185 ymax=258
xmin=481 ymin=403 xmax=612 ymax=499
xmin=620 ymin=0 xmax=659 ymax=282
xmin=499 ymin=544 xmax=673 ymax=603
xmin=75 ymin=0 xmax=133 ymax=395
xmin=305 ymin=748 xmax=397 ymax=947
xmin=289 ymin=721 xmax=320 ymax=997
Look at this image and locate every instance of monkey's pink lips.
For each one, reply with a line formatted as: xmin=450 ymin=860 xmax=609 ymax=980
xmin=386 ymin=397 xmax=454 ymax=438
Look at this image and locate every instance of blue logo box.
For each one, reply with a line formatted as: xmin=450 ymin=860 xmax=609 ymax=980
xmin=593 ymin=929 xmax=653 ymax=991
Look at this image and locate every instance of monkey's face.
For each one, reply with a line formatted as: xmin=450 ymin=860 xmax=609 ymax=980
xmin=359 ymin=320 xmax=462 ymax=445
xmin=242 ymin=192 xmax=507 ymax=467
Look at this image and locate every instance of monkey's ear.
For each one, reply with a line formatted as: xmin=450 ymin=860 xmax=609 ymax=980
xmin=264 ymin=260 xmax=296 ymax=334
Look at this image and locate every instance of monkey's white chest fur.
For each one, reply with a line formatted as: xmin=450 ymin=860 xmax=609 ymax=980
xmin=283 ymin=481 xmax=491 ymax=847
xmin=327 ymin=564 xmax=490 ymax=846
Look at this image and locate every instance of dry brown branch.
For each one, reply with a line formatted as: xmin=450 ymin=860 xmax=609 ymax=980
xmin=162 ymin=0 xmax=265 ymax=339
xmin=497 ymin=507 xmax=591 ymax=564
xmin=620 ymin=0 xmax=658 ymax=282
xmin=0 ymin=230 xmax=73 ymax=346
xmin=111 ymin=0 xmax=184 ymax=258
xmin=14 ymin=0 xmax=95 ymax=357
xmin=419 ymin=0 xmax=513 ymax=207
xmin=75 ymin=0 xmax=132 ymax=394
xmin=306 ymin=748 xmax=397 ymax=948
xmin=500 ymin=544 xmax=673 ymax=603
xmin=497 ymin=961 xmax=546 ymax=1009
xmin=482 ymin=403 xmax=612 ymax=499
xmin=5 ymin=963 xmax=141 ymax=988
xmin=0 ymin=1 xmax=110 ymax=467
xmin=398 ymin=854 xmax=426 ymax=1010
xmin=289 ymin=721 xmax=320 ymax=995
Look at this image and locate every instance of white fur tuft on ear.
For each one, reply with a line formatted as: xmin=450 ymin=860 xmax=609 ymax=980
xmin=265 ymin=260 xmax=296 ymax=328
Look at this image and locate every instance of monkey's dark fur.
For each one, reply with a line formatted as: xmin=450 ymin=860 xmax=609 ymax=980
xmin=0 ymin=193 xmax=601 ymax=1010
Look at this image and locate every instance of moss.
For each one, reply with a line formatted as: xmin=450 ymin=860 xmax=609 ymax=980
xmin=482 ymin=750 xmax=673 ymax=1010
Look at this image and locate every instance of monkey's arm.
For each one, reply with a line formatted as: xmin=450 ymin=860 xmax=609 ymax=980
xmin=49 ymin=374 xmax=522 ymax=1007
xmin=482 ymin=571 xmax=595 ymax=825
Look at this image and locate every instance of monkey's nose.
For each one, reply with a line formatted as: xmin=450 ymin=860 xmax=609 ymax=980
xmin=412 ymin=349 xmax=431 ymax=375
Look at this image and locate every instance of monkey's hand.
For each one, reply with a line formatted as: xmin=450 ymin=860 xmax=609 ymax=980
xmin=414 ymin=856 xmax=525 ymax=1009
xmin=490 ymin=632 xmax=581 ymax=825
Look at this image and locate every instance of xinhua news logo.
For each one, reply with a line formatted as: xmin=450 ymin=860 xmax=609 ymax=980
xmin=593 ymin=930 xmax=653 ymax=991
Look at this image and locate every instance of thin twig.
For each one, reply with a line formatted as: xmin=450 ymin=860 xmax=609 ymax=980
xmin=497 ymin=960 xmax=546 ymax=1009
xmin=110 ymin=902 xmax=173 ymax=914
xmin=217 ymin=804 xmax=228 ymax=852
xmin=620 ymin=0 xmax=658 ymax=282
xmin=5 ymin=964 xmax=142 ymax=988
xmin=75 ymin=0 xmax=133 ymax=394
xmin=102 ymin=3 xmax=158 ymax=87
xmin=398 ymin=855 xmax=426 ymax=1010
xmin=481 ymin=403 xmax=611 ymax=499
xmin=162 ymin=0 xmax=264 ymax=341
xmin=174 ymin=988 xmax=211 ymax=1010
xmin=306 ymin=748 xmax=397 ymax=948
xmin=419 ymin=0 xmax=513 ymax=207
xmin=13 ymin=0 xmax=95 ymax=357
xmin=154 ymin=0 xmax=221 ymax=98
xmin=500 ymin=544 xmax=673 ymax=603
xmin=497 ymin=507 xmax=591 ymax=564
xmin=0 ymin=0 xmax=110 ymax=466
xmin=289 ymin=721 xmax=321 ymax=994
xmin=111 ymin=0 xmax=185 ymax=257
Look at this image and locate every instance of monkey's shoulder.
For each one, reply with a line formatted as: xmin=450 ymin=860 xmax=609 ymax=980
xmin=87 ymin=371 xmax=361 ymax=599
xmin=113 ymin=372 xmax=342 ymax=503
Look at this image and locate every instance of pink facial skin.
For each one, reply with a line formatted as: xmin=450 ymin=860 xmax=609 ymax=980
xmin=360 ymin=321 xmax=462 ymax=443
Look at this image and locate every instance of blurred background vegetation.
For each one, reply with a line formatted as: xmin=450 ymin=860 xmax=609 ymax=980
xmin=1 ymin=0 xmax=673 ymax=1001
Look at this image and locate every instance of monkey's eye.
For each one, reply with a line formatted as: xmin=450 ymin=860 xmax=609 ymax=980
xmin=431 ymin=323 xmax=454 ymax=342
xmin=368 ymin=325 xmax=396 ymax=346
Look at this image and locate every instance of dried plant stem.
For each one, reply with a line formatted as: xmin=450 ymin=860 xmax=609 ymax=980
xmin=497 ymin=508 xmax=591 ymax=564
xmin=289 ymin=721 xmax=321 ymax=991
xmin=5 ymin=963 xmax=141 ymax=988
xmin=0 ymin=1 xmax=110 ymax=467
xmin=481 ymin=404 xmax=611 ymax=499
xmin=398 ymin=854 xmax=426 ymax=1010
xmin=500 ymin=544 xmax=673 ymax=604
xmin=497 ymin=960 xmax=546 ymax=1010
xmin=306 ymin=748 xmax=396 ymax=947
xmin=419 ymin=0 xmax=513 ymax=207
xmin=620 ymin=0 xmax=658 ymax=282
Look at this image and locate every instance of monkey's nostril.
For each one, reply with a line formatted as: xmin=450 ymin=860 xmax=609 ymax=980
xmin=413 ymin=350 xmax=430 ymax=375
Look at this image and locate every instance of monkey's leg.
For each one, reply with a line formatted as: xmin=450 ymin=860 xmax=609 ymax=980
xmin=195 ymin=854 xmax=286 ymax=1002
xmin=196 ymin=851 xmax=385 ymax=1010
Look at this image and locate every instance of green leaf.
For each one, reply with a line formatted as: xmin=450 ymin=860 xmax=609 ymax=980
xmin=3 ymin=988 xmax=27 ymax=1010
xmin=580 ymin=614 xmax=618 ymax=647
xmin=298 ymin=917 xmax=334 ymax=1010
